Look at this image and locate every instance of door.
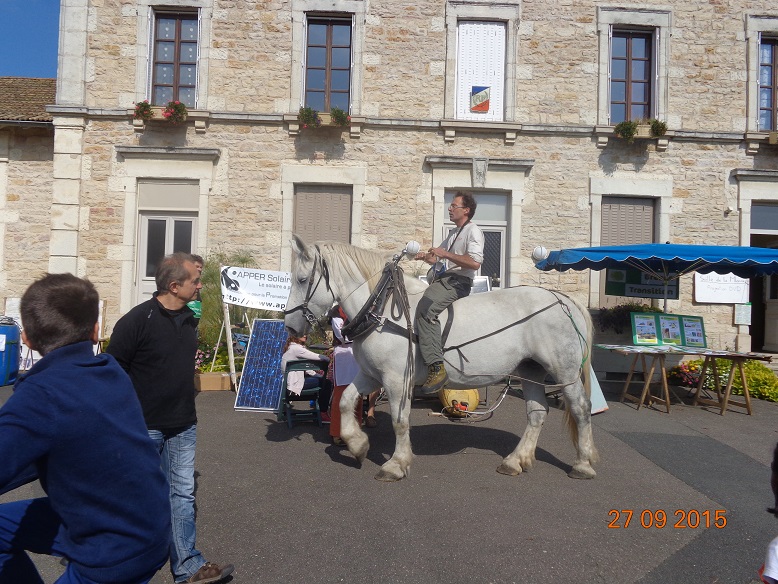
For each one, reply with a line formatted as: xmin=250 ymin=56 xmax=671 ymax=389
xmin=136 ymin=213 xmax=198 ymax=305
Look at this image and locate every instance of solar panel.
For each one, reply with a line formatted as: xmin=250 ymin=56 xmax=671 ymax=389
xmin=234 ymin=319 xmax=288 ymax=411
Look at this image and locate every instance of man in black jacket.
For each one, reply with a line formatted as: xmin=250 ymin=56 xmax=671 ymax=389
xmin=108 ymin=252 xmax=234 ymax=584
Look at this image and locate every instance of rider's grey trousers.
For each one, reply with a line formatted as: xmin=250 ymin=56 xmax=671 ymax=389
xmin=415 ymin=272 xmax=472 ymax=366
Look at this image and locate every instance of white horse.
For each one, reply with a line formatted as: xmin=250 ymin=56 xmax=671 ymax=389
xmin=284 ymin=236 xmax=598 ymax=482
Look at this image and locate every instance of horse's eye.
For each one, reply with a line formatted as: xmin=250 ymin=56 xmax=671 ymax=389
xmin=298 ymin=276 xmax=307 ymax=283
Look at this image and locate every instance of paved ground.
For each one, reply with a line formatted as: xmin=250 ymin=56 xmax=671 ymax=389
xmin=2 ymin=379 xmax=777 ymax=584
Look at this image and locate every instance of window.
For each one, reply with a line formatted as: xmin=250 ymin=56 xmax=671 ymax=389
xmin=759 ymin=38 xmax=778 ymax=131
xmin=610 ymin=31 xmax=653 ymax=124
xmin=444 ymin=2 xmax=519 ymax=121
xmin=293 ymin=184 xmax=352 ymax=243
xmin=137 ymin=213 xmax=198 ymax=304
xmin=151 ymin=12 xmax=198 ymax=107
xmin=304 ymin=17 xmax=351 ymax=112
xmin=746 ymin=16 xmax=778 ymax=133
xmin=597 ymin=7 xmax=670 ymax=126
xmin=443 ymin=191 xmax=509 ymax=288
xmin=599 ymin=196 xmax=655 ymax=307
xmin=455 ymin=21 xmax=506 ymax=122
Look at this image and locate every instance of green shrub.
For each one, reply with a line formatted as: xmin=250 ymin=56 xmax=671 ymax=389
xmin=669 ymin=358 xmax=778 ymax=403
xmin=595 ymin=302 xmax=663 ymax=334
xmin=198 ymin=250 xmax=283 ymax=351
xmin=614 ymin=120 xmax=638 ymax=143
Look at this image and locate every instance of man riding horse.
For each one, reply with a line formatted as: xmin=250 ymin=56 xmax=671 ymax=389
xmin=415 ymin=191 xmax=485 ymax=394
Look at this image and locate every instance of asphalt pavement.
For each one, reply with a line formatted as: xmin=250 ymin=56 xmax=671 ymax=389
xmin=2 ymin=379 xmax=777 ymax=584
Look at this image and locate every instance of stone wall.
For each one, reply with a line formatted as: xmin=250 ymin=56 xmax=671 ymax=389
xmin=7 ymin=0 xmax=778 ymax=346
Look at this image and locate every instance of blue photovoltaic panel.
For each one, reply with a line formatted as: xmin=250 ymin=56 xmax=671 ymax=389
xmin=234 ymin=319 xmax=288 ymax=411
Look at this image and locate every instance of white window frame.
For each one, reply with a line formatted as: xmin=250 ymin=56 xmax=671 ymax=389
xmin=134 ymin=1 xmax=213 ymax=109
xmin=597 ymin=7 xmax=671 ymax=125
xmin=444 ymin=1 xmax=519 ymax=121
xmin=136 ymin=212 xmax=198 ymax=305
xmin=290 ymin=0 xmax=365 ymax=114
xmin=455 ymin=20 xmax=507 ymax=122
xmin=588 ymin=173 xmax=673 ymax=308
xmin=280 ymin=164 xmax=367 ymax=270
xmin=746 ymin=15 xmax=778 ymax=132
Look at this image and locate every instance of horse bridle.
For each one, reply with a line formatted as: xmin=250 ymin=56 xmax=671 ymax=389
xmin=283 ymin=246 xmax=335 ymax=332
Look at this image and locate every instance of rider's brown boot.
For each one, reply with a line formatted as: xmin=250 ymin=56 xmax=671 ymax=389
xmin=419 ymin=362 xmax=448 ymax=395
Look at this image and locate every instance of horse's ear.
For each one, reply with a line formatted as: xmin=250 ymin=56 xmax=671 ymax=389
xmin=290 ymin=234 xmax=312 ymax=261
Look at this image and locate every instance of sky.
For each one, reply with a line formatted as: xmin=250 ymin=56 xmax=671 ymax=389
xmin=0 ymin=0 xmax=60 ymax=78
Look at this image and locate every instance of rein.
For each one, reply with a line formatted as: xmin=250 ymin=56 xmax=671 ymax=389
xmin=283 ymin=245 xmax=334 ymax=336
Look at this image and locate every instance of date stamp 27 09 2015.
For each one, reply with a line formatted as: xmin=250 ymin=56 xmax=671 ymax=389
xmin=608 ymin=509 xmax=727 ymax=529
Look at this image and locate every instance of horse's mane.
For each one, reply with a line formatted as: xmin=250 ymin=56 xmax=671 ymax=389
xmin=314 ymin=241 xmax=392 ymax=291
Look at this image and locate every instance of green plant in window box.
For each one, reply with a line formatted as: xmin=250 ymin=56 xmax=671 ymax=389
xmin=133 ymin=100 xmax=154 ymax=122
xmin=298 ymin=106 xmax=322 ymax=129
xmin=162 ymin=101 xmax=188 ymax=125
xmin=649 ymin=118 xmax=668 ymax=137
xmin=613 ymin=120 xmax=639 ymax=143
xmin=595 ymin=302 xmax=663 ymax=334
xmin=330 ymin=106 xmax=350 ymax=127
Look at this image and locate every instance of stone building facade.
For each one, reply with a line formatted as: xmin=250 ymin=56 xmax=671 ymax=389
xmin=4 ymin=0 xmax=778 ymax=352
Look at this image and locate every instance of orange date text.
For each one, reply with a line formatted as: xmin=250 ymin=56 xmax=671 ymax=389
xmin=607 ymin=509 xmax=727 ymax=529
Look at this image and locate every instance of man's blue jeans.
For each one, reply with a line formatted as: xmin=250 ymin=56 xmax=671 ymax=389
xmin=0 ymin=498 xmax=159 ymax=583
xmin=147 ymin=425 xmax=205 ymax=583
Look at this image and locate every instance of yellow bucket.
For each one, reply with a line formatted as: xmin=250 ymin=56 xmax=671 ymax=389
xmin=439 ymin=388 xmax=480 ymax=413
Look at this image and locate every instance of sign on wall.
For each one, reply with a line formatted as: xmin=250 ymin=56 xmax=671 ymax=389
xmin=604 ymin=268 xmax=679 ymax=300
xmin=694 ymin=272 xmax=750 ymax=304
xmin=220 ymin=266 xmax=292 ymax=310
xmin=470 ymin=86 xmax=490 ymax=112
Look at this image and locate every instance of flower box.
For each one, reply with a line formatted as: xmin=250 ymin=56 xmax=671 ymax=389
xmin=195 ymin=372 xmax=231 ymax=391
xmin=635 ymin=124 xmax=652 ymax=139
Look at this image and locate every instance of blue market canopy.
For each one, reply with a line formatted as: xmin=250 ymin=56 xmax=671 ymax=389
xmin=534 ymin=243 xmax=778 ymax=280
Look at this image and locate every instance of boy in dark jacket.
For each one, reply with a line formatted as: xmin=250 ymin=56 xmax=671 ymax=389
xmin=0 ymin=274 xmax=171 ymax=584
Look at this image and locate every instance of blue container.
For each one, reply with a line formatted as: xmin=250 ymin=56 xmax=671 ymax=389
xmin=0 ymin=321 xmax=21 ymax=386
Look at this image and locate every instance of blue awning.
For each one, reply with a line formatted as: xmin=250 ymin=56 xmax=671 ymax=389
xmin=534 ymin=244 xmax=778 ymax=280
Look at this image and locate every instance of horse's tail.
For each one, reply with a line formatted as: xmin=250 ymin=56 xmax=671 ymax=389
xmin=561 ymin=294 xmax=598 ymax=463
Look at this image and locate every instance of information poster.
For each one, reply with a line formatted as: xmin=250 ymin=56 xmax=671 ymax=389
xmin=605 ymin=268 xmax=679 ymax=300
xmin=631 ymin=312 xmax=707 ymax=348
xmin=658 ymin=314 xmax=682 ymax=345
xmin=633 ymin=314 xmax=658 ymax=344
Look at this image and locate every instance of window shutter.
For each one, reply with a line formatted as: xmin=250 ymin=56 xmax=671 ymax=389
xmin=456 ymin=21 xmax=506 ymax=121
xmin=294 ymin=185 xmax=352 ymax=243
xmin=146 ymin=10 xmax=154 ymax=100
xmin=653 ymin=27 xmax=659 ymax=118
xmin=195 ymin=9 xmax=202 ymax=108
xmin=607 ymin=25 xmax=612 ymax=125
xmin=300 ymin=15 xmax=308 ymax=108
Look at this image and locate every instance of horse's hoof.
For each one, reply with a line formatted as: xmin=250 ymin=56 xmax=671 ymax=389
xmin=374 ymin=468 xmax=405 ymax=482
xmin=568 ymin=466 xmax=596 ymax=479
xmin=496 ymin=463 xmax=522 ymax=476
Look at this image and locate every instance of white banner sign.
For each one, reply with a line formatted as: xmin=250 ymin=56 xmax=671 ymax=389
xmin=694 ymin=272 xmax=750 ymax=304
xmin=220 ymin=266 xmax=292 ymax=311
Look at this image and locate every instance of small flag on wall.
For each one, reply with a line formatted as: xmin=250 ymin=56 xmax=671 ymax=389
xmin=470 ymin=86 xmax=490 ymax=112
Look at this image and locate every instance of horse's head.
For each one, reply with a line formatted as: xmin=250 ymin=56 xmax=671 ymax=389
xmin=284 ymin=234 xmax=336 ymax=336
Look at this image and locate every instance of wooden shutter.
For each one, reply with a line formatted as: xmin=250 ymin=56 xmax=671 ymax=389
xmin=456 ymin=21 xmax=506 ymax=121
xmin=599 ymin=196 xmax=655 ymax=307
xmin=601 ymin=196 xmax=654 ymax=245
xmin=293 ymin=185 xmax=352 ymax=243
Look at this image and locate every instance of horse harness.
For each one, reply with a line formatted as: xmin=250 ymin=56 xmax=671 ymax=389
xmin=283 ymin=245 xmax=335 ymax=335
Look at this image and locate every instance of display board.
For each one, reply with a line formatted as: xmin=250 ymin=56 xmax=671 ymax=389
xmin=234 ymin=319 xmax=288 ymax=411
xmin=605 ymin=268 xmax=679 ymax=300
xmin=631 ymin=312 xmax=706 ymax=348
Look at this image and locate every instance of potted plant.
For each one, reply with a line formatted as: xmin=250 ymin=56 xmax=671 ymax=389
xmin=330 ymin=106 xmax=350 ymax=127
xmin=614 ymin=120 xmax=639 ymax=143
xmin=133 ymin=100 xmax=154 ymax=122
xmin=649 ymin=118 xmax=668 ymax=137
xmin=297 ymin=106 xmax=322 ymax=129
xmin=162 ymin=100 xmax=188 ymax=125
